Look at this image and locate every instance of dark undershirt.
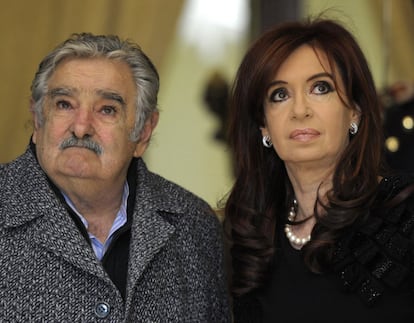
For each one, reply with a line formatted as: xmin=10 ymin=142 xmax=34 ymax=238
xmin=256 ymin=226 xmax=414 ymax=323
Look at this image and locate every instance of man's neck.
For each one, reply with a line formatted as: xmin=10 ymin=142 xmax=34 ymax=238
xmin=62 ymin=181 xmax=128 ymax=243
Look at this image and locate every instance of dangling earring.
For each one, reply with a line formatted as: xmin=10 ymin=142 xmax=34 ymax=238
xmin=262 ymin=135 xmax=272 ymax=148
xmin=349 ymin=122 xmax=358 ymax=135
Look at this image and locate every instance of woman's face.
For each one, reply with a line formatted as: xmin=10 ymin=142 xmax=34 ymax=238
xmin=261 ymin=45 xmax=359 ymax=171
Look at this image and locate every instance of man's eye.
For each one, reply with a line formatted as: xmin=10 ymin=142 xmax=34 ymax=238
xmin=270 ymin=88 xmax=288 ymax=102
xmin=101 ymin=106 xmax=117 ymax=115
xmin=56 ymin=100 xmax=71 ymax=110
xmin=312 ymin=81 xmax=333 ymax=95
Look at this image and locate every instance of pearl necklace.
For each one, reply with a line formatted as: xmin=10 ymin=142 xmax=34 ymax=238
xmin=284 ymin=199 xmax=311 ymax=247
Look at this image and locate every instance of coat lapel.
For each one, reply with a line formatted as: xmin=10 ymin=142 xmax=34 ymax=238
xmin=126 ymin=207 xmax=175 ymax=287
xmin=124 ymin=159 xmax=177 ymax=314
xmin=1 ymin=150 xmax=109 ymax=282
xmin=31 ymin=205 xmax=108 ymax=280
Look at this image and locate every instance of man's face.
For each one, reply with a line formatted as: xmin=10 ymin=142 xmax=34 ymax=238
xmin=32 ymin=57 xmax=148 ymax=191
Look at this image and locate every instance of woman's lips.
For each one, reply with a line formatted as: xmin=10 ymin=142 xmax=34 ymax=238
xmin=289 ymin=128 xmax=320 ymax=141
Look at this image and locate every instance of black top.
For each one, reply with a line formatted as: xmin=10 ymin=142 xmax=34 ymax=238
xmin=233 ymin=175 xmax=414 ymax=323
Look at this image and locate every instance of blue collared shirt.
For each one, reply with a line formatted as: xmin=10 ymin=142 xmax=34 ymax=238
xmin=62 ymin=182 xmax=129 ymax=261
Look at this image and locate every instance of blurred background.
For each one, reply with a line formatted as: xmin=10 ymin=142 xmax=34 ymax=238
xmin=1 ymin=0 xmax=413 ymax=207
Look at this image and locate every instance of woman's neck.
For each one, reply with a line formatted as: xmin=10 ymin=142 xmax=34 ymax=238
xmin=285 ymin=164 xmax=333 ymax=220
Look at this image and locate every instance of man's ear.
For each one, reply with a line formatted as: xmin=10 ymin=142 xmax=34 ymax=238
xmin=133 ymin=111 xmax=159 ymax=158
xmin=30 ymin=99 xmax=39 ymax=144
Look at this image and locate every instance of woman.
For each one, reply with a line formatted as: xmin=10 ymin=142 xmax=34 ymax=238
xmin=224 ymin=18 xmax=414 ymax=322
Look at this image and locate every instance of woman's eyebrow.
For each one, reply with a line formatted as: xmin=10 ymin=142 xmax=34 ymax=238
xmin=267 ymin=80 xmax=288 ymax=88
xmin=267 ymin=72 xmax=334 ymax=91
xmin=307 ymin=72 xmax=333 ymax=82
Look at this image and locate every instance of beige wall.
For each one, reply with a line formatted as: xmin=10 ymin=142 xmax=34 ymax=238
xmin=1 ymin=0 xmax=413 ymax=207
xmin=302 ymin=0 xmax=414 ymax=89
xmin=0 ymin=0 xmax=183 ymax=163
xmin=144 ymin=24 xmax=246 ymax=207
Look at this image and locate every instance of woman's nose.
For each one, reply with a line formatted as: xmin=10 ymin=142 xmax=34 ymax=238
xmin=290 ymin=94 xmax=313 ymax=120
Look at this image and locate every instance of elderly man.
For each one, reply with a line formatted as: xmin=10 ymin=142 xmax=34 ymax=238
xmin=0 ymin=33 xmax=230 ymax=322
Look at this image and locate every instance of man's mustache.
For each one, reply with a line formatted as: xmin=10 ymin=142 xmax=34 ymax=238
xmin=59 ymin=136 xmax=103 ymax=155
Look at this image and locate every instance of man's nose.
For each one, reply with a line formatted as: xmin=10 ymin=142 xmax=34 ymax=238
xmin=71 ymin=108 xmax=95 ymax=139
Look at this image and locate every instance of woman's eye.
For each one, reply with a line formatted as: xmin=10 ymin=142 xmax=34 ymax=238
xmin=312 ymin=81 xmax=333 ymax=95
xmin=270 ymin=88 xmax=288 ymax=102
xmin=56 ymin=100 xmax=71 ymax=110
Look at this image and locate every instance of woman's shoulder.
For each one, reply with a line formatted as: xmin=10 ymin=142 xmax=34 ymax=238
xmin=332 ymin=173 xmax=414 ymax=307
xmin=377 ymin=173 xmax=414 ymax=202
xmin=375 ymin=173 xmax=414 ymax=223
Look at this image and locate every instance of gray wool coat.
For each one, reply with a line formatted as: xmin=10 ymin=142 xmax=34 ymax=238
xmin=0 ymin=147 xmax=231 ymax=322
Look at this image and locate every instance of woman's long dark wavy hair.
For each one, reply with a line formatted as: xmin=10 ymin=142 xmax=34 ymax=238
xmin=224 ymin=18 xmax=385 ymax=297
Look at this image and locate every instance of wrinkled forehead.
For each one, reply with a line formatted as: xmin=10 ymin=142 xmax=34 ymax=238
xmin=48 ymin=57 xmax=136 ymax=94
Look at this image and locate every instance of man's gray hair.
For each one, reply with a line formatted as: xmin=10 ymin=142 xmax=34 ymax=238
xmin=31 ymin=33 xmax=159 ymax=141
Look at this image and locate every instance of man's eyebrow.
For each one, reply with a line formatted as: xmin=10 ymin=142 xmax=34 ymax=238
xmin=97 ymin=90 xmax=126 ymax=107
xmin=47 ymin=87 xmax=76 ymax=98
xmin=47 ymin=88 xmax=127 ymax=107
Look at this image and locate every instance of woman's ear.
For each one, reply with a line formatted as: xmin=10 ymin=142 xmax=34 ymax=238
xmin=260 ymin=126 xmax=268 ymax=137
xmin=352 ymin=103 xmax=362 ymax=125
